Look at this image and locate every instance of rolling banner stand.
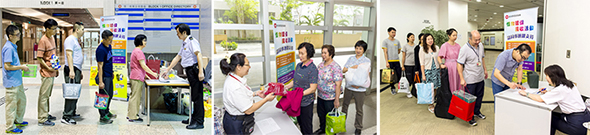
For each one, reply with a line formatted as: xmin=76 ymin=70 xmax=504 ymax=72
xmin=100 ymin=15 xmax=129 ymax=101
xmin=273 ymin=20 xmax=296 ymax=85
xmin=504 ymin=7 xmax=538 ymax=82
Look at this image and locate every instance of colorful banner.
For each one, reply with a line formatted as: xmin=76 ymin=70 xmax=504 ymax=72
xmin=273 ymin=20 xmax=296 ymax=84
xmin=504 ymin=7 xmax=538 ymax=71
xmin=100 ymin=15 xmax=129 ymax=101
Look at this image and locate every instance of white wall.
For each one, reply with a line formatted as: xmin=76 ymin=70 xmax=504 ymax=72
xmin=468 ymin=21 xmax=478 ymax=33
xmin=543 ymin=0 xmax=590 ymax=96
xmin=377 ymin=0 xmax=440 ymax=69
xmin=446 ymin=0 xmax=469 ymax=45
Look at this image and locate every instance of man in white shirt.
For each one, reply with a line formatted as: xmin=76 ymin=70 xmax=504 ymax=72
xmin=62 ymin=22 xmax=85 ymax=125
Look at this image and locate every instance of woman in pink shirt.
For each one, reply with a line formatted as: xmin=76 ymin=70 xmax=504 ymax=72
xmin=127 ymin=34 xmax=157 ymax=122
xmin=437 ymin=28 xmax=461 ymax=93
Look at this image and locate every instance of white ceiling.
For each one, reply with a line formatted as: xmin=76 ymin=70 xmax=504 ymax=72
xmin=2 ymin=8 xmax=73 ymax=27
xmin=461 ymin=0 xmax=544 ymax=30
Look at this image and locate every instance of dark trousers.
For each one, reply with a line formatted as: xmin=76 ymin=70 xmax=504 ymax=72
xmin=95 ymin=76 xmax=113 ymax=117
xmin=389 ymin=61 xmax=402 ymax=90
xmin=223 ymin=111 xmax=244 ymax=134
xmin=466 ymin=81 xmax=485 ymax=116
xmin=63 ymin=66 xmax=81 ymax=119
xmin=316 ymin=98 xmax=334 ymax=132
xmin=551 ymin=110 xmax=590 ymax=135
xmin=297 ymin=104 xmax=314 ymax=134
xmin=186 ymin=63 xmax=204 ymax=125
xmin=404 ymin=65 xmax=416 ymax=86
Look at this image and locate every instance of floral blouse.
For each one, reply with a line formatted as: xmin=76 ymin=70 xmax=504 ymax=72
xmin=317 ymin=61 xmax=343 ymax=100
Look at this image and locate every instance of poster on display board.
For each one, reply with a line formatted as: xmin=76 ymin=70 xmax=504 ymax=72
xmin=99 ymin=15 xmax=129 ymax=101
xmin=504 ymin=7 xmax=538 ymax=72
xmin=273 ymin=20 xmax=296 ymax=84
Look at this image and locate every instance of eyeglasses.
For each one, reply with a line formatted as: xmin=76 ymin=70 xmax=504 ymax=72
xmin=244 ymin=64 xmax=250 ymax=67
xmin=12 ymin=32 xmax=21 ymax=37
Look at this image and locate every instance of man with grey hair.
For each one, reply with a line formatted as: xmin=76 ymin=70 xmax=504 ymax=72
xmin=457 ymin=30 xmax=488 ymax=126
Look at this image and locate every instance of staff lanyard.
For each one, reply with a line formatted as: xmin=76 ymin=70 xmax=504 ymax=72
xmin=230 ymin=74 xmax=251 ymax=91
xmin=467 ymin=43 xmax=481 ymax=62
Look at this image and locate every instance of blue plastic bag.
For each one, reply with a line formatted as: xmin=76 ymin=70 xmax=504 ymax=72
xmin=416 ymin=83 xmax=434 ymax=104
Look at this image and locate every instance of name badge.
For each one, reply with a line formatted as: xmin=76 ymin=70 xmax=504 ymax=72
xmin=477 ymin=62 xmax=482 ymax=66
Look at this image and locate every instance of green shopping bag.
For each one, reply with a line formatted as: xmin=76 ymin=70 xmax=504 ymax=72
xmin=326 ymin=108 xmax=346 ymax=135
xmin=22 ymin=65 xmax=37 ymax=78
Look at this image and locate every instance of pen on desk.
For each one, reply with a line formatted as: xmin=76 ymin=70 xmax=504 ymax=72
xmin=537 ymin=88 xmax=546 ymax=94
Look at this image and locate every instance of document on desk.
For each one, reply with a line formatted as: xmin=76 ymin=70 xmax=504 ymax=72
xmin=256 ymin=118 xmax=281 ymax=135
xmin=513 ymin=88 xmax=543 ymax=95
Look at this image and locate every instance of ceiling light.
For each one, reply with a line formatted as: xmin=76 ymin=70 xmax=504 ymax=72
xmin=475 ymin=15 xmax=478 ymax=17
xmin=474 ymin=19 xmax=477 ymax=21
xmin=476 ymin=0 xmax=481 ymax=2
xmin=494 ymin=12 xmax=497 ymax=15
xmin=500 ymin=5 xmax=504 ymax=8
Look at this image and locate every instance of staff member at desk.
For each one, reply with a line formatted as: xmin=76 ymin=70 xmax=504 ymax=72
xmin=221 ymin=53 xmax=276 ymax=134
xmin=518 ymin=65 xmax=590 ymax=135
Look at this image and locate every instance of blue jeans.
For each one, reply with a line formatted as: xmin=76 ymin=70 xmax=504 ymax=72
xmin=492 ymin=82 xmax=510 ymax=95
xmin=492 ymin=82 xmax=510 ymax=111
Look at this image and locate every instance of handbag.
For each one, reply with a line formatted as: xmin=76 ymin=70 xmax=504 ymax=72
xmin=146 ymin=55 xmax=161 ymax=79
xmin=411 ymin=73 xmax=420 ymax=97
xmin=448 ymin=88 xmax=477 ymax=121
xmin=94 ymin=89 xmax=110 ymax=110
xmin=63 ymin=79 xmax=82 ymax=99
xmin=326 ymin=108 xmax=346 ymax=135
xmin=381 ymin=68 xmax=396 ymax=83
xmin=416 ymin=83 xmax=434 ymax=104
xmin=398 ymin=72 xmax=410 ymax=93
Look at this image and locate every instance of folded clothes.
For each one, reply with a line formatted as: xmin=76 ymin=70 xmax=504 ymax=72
xmin=264 ymin=82 xmax=288 ymax=96
xmin=276 ymin=87 xmax=304 ymax=117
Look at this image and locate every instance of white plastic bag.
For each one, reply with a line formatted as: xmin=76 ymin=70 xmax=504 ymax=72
xmin=345 ymin=63 xmax=371 ymax=88
xmin=398 ymin=72 xmax=409 ymax=93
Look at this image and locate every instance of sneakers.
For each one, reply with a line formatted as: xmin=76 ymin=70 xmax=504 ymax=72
xmin=468 ymin=119 xmax=478 ymax=126
xmin=100 ymin=116 xmax=113 ymax=124
xmin=476 ymin=113 xmax=486 ymax=119
xmin=428 ymin=105 xmax=435 ymax=113
xmin=406 ymin=93 xmax=413 ymax=98
xmin=38 ymin=121 xmax=55 ymax=126
xmin=355 ymin=129 xmax=361 ymax=135
xmin=391 ymin=89 xmax=397 ymax=95
xmin=72 ymin=114 xmax=81 ymax=119
xmin=127 ymin=117 xmax=143 ymax=123
xmin=5 ymin=128 xmax=23 ymax=134
xmin=107 ymin=113 xmax=117 ymax=119
xmin=48 ymin=115 xmax=56 ymax=121
xmin=61 ymin=118 xmax=77 ymax=125
xmin=14 ymin=121 xmax=28 ymax=127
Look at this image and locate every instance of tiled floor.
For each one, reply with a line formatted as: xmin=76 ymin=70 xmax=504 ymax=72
xmin=0 ymin=47 xmax=207 ymax=135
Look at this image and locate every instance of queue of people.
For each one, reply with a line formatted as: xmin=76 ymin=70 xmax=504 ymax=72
xmin=221 ymin=40 xmax=372 ymax=135
xmin=2 ymin=20 xmax=203 ymax=134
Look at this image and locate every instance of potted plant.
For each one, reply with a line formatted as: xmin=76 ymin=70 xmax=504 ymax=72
xmin=220 ymin=40 xmax=238 ymax=51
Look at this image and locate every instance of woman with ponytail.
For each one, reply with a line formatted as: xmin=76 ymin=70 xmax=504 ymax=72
xmin=221 ymin=53 xmax=275 ymax=134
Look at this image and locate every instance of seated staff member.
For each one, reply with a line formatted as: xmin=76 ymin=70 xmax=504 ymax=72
xmin=518 ymin=65 xmax=590 ymax=135
xmin=127 ymin=34 xmax=157 ymax=122
xmin=221 ymin=53 xmax=276 ymax=134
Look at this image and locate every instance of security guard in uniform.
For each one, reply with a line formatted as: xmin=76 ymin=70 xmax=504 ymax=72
xmin=161 ymin=23 xmax=204 ymax=129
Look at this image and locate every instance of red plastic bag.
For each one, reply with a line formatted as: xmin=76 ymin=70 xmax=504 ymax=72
xmin=264 ymin=82 xmax=287 ymax=96
xmin=448 ymin=94 xmax=476 ymax=121
xmin=146 ymin=55 xmax=160 ymax=79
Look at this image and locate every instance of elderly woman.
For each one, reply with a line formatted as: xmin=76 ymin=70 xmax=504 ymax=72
xmin=342 ymin=40 xmax=371 ymax=135
xmin=221 ymin=53 xmax=276 ymax=134
xmin=313 ymin=45 xmax=343 ymax=134
xmin=284 ymin=42 xmax=319 ymax=134
xmin=519 ymin=65 xmax=590 ymax=135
